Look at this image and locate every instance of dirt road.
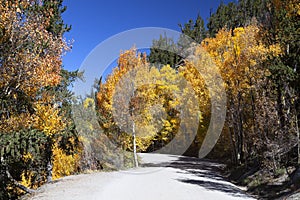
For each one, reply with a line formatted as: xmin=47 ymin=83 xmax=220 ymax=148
xmin=24 ymin=153 xmax=255 ymax=200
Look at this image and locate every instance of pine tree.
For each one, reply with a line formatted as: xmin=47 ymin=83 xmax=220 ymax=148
xmin=149 ymin=15 xmax=207 ymax=69
xmin=0 ymin=0 xmax=76 ymax=198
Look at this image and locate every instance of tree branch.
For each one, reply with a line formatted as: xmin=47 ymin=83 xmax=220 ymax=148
xmin=6 ymin=170 xmax=35 ymax=194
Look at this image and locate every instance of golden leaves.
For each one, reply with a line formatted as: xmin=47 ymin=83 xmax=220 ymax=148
xmin=0 ymin=0 xmax=70 ymax=134
xmin=83 ymin=98 xmax=95 ymax=108
xmin=202 ymin=24 xmax=281 ymax=96
xmin=96 ymin=45 xmax=211 ymax=153
xmin=0 ymin=113 xmax=32 ymax=133
xmin=22 ymin=152 xmax=33 ymax=162
xmin=0 ymin=0 xmax=79 ymax=193
xmin=0 ymin=0 xmax=67 ymax=96
xmin=52 ymin=143 xmax=80 ymax=180
xmin=33 ymin=103 xmax=65 ymax=136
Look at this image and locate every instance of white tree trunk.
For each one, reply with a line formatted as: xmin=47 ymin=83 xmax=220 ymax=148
xmin=132 ymin=123 xmax=138 ymax=167
xmin=296 ymin=114 xmax=300 ymax=165
xmin=47 ymin=160 xmax=53 ymax=183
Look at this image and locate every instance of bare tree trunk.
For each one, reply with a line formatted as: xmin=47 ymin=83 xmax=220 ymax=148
xmin=230 ymin=103 xmax=239 ymax=165
xmin=237 ymin=91 xmax=245 ymax=164
xmin=47 ymin=160 xmax=53 ymax=183
xmin=46 ymin=137 xmax=53 ymax=183
xmin=229 ymin=126 xmax=238 ymax=164
xmin=296 ymin=113 xmax=300 ymax=165
xmin=6 ymin=170 xmax=35 ymax=194
xmin=132 ymin=123 xmax=138 ymax=168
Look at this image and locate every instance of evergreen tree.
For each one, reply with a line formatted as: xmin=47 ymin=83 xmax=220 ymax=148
xmin=179 ymin=14 xmax=207 ymax=44
xmin=0 ymin=0 xmax=78 ymax=198
xmin=207 ymin=0 xmax=269 ymax=36
xmin=149 ymin=14 xmax=207 ymax=69
xmin=148 ymin=34 xmax=182 ymax=69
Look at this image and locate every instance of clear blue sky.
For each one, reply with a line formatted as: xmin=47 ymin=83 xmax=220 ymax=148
xmin=62 ymin=0 xmax=234 ymax=72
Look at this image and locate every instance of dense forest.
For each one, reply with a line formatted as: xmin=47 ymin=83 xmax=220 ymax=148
xmin=0 ymin=0 xmax=299 ymax=199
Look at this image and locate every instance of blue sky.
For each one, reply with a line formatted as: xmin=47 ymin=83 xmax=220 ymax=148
xmin=62 ymin=0 xmax=234 ymax=72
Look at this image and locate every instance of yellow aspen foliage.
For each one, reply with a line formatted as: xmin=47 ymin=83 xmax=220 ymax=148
xmin=84 ymin=97 xmax=95 ymax=108
xmin=22 ymin=152 xmax=33 ymax=162
xmin=202 ymin=25 xmax=281 ymax=96
xmin=233 ymin=27 xmax=245 ymax=57
xmin=0 ymin=113 xmax=32 ymax=133
xmin=21 ymin=171 xmax=38 ymax=190
xmin=97 ymin=48 xmax=201 ymax=152
xmin=1 ymin=1 xmax=77 ymax=197
xmin=97 ymin=48 xmax=146 ymax=120
xmin=0 ymin=0 xmax=69 ymax=131
xmin=200 ymin=24 xmax=282 ymax=162
xmin=19 ymin=154 xmax=37 ymax=189
xmin=52 ymin=143 xmax=80 ymax=180
xmin=33 ymin=103 xmax=65 ymax=136
xmin=179 ymin=60 xmax=210 ymax=116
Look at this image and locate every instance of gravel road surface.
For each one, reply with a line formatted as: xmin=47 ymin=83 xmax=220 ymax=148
xmin=24 ymin=153 xmax=256 ymax=200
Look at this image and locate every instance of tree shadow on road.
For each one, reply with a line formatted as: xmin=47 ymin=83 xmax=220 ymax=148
xmin=141 ymin=155 xmax=254 ymax=199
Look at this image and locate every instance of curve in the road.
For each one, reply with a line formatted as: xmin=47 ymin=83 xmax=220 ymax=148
xmin=24 ymin=153 xmax=256 ymax=200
